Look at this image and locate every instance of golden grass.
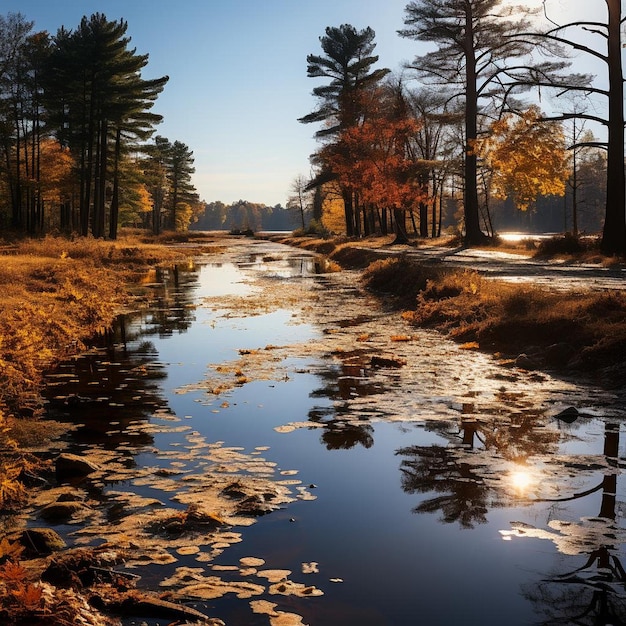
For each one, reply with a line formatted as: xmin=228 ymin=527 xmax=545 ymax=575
xmin=0 ymin=233 xmax=202 ymax=511
xmin=362 ymin=256 xmax=626 ymax=379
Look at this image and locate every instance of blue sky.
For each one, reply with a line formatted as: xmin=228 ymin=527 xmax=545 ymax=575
xmin=2 ymin=0 xmax=606 ymax=207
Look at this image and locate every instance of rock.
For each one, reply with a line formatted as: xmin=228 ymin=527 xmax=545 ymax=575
xmin=514 ymin=353 xmax=539 ymax=370
xmin=553 ymin=406 xmax=591 ymax=424
xmin=42 ymin=546 xmax=127 ymax=589
xmin=39 ymin=500 xmax=89 ymax=522
xmin=7 ymin=527 xmax=66 ymax=556
xmin=55 ymin=453 xmax=99 ymax=481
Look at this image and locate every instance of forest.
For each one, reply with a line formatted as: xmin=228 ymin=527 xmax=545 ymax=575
xmin=0 ymin=1 xmax=622 ymax=249
xmin=294 ymin=1 xmax=623 ymax=252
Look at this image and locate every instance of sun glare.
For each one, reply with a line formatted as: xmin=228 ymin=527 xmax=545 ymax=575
xmin=509 ymin=468 xmax=534 ymax=496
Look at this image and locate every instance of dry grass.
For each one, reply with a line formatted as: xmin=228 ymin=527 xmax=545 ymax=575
xmin=362 ymin=256 xmax=626 ymax=381
xmin=0 ymin=235 xmax=197 ymax=411
xmin=0 ymin=233 xmax=201 ymax=512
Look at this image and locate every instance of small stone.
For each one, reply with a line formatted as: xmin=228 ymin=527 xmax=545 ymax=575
xmin=55 ymin=453 xmax=99 ymax=481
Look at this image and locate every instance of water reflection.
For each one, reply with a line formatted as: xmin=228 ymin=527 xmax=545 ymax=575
xmin=504 ymin=417 xmax=626 ymax=624
xmin=45 ymin=319 xmax=167 ymax=451
xmin=142 ymin=264 xmax=199 ymax=337
xmin=37 ymin=240 xmax=626 ymax=625
xmin=396 ymin=406 xmax=561 ymax=527
xmin=44 ymin=262 xmax=201 ymax=448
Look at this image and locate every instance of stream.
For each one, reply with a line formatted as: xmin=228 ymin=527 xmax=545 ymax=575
xmin=40 ymin=236 xmax=626 ymax=625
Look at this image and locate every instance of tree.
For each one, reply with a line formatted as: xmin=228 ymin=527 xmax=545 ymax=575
xmin=287 ymin=174 xmax=313 ymax=230
xmin=299 ymin=24 xmax=390 ymax=236
xmin=0 ymin=13 xmax=36 ymax=230
xmin=406 ymin=87 xmax=463 ymax=238
xmin=399 ymin=0 xmax=563 ymax=245
xmin=44 ymin=13 xmax=167 ymax=238
xmin=521 ymin=1 xmax=625 ymax=254
xmin=142 ymin=136 xmax=196 ymax=233
xmin=479 ymin=106 xmax=569 ymax=213
xmin=322 ymin=84 xmax=426 ymax=241
xmin=166 ymin=139 xmax=196 ymax=231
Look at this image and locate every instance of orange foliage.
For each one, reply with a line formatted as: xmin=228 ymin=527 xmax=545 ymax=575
xmin=38 ymin=138 xmax=75 ymax=205
xmin=327 ymin=112 xmax=426 ymax=212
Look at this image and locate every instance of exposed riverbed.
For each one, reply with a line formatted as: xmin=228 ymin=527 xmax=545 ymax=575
xmin=38 ymin=237 xmax=626 ymax=625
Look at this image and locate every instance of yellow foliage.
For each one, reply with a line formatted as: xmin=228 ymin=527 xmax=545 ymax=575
xmin=321 ymin=182 xmax=346 ymax=234
xmin=477 ymin=106 xmax=569 ymax=211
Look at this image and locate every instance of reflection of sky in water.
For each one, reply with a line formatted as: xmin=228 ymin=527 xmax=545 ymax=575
xmin=49 ymin=242 xmax=626 ymax=626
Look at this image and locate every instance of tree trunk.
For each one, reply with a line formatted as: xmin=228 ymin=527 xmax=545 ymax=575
xmin=109 ymin=128 xmax=121 ymax=240
xmin=463 ymin=7 xmax=485 ymax=246
xmin=600 ymin=0 xmax=626 ymax=255
xmin=392 ymin=208 xmax=409 ymax=244
xmin=342 ymin=188 xmax=355 ymax=236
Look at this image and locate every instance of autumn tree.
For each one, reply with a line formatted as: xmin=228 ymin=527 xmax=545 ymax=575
xmin=299 ymin=24 xmax=390 ymax=236
xmin=478 ymin=107 xmax=569 ymax=215
xmin=37 ymin=138 xmax=74 ymax=230
xmin=323 ymin=84 xmax=425 ymax=241
xmin=399 ymin=0 xmax=570 ymax=246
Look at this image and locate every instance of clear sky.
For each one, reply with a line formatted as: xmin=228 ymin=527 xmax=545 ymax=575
xmin=2 ymin=0 xmax=606 ymax=207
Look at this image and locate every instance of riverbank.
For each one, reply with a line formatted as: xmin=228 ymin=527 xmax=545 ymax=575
xmin=266 ymin=233 xmax=626 ymax=390
xmin=0 ymin=232 xmax=220 ymax=493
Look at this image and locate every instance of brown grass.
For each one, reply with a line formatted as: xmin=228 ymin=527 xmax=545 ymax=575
xmin=0 ymin=233 xmax=202 ymax=512
xmin=361 ymin=256 xmax=626 ymax=381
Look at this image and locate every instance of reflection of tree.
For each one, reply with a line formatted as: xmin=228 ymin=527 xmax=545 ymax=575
xmin=143 ymin=264 xmax=199 ymax=337
xmin=514 ymin=421 xmax=626 ymax=625
xmin=397 ymin=444 xmax=490 ymax=528
xmin=321 ymin=421 xmax=374 ymax=450
xmin=45 ymin=328 xmax=167 ymax=451
xmin=307 ymin=353 xmax=382 ymax=450
xmin=396 ymin=408 xmax=561 ymax=527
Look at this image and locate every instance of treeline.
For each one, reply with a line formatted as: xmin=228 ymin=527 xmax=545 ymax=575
xmin=0 ymin=12 xmax=200 ymax=239
xmin=298 ymin=1 xmax=623 ymax=253
xmin=192 ymin=200 xmax=298 ymax=232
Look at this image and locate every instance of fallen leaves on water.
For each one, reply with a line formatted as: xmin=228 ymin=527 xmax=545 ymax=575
xmin=250 ymin=599 xmax=308 ymax=626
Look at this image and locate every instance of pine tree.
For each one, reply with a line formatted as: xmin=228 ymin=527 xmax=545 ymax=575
xmin=399 ymin=0 xmax=548 ymax=245
xmin=300 ymin=24 xmax=389 ymax=236
xmin=44 ymin=13 xmax=167 ymax=238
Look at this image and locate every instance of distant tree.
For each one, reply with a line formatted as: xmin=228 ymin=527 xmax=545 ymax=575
xmin=399 ymin=0 xmax=570 ymax=246
xmin=299 ymin=24 xmax=390 ymax=236
xmin=144 ymin=136 xmax=196 ymax=232
xmin=406 ymin=88 xmax=464 ymax=238
xmin=287 ymin=174 xmax=313 ymax=230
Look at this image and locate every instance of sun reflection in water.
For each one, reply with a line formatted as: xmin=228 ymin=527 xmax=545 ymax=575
xmin=509 ymin=467 xmax=534 ymax=497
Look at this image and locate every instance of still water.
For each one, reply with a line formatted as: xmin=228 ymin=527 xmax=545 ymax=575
xmin=44 ymin=237 xmax=626 ymax=625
